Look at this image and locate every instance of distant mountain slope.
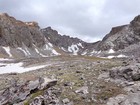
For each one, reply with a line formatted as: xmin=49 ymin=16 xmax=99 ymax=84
xmin=0 ymin=13 xmax=60 ymax=58
xmin=42 ymin=27 xmax=100 ymax=55
xmin=0 ymin=13 xmax=140 ymax=58
xmin=97 ymin=15 xmax=140 ymax=57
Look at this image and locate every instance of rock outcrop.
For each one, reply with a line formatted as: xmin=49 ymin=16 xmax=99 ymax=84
xmin=104 ymin=58 xmax=140 ymax=105
xmin=0 ymin=13 xmax=60 ymax=58
xmin=0 ymin=77 xmax=57 ymax=105
xmin=97 ymin=15 xmax=140 ymax=57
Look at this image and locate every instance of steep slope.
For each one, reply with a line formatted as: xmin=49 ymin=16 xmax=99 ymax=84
xmin=97 ymin=15 xmax=140 ymax=57
xmin=0 ymin=13 xmax=60 ymax=58
xmin=42 ymin=27 xmax=100 ymax=55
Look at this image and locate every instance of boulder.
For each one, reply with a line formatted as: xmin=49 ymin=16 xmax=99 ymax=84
xmin=0 ymin=77 xmax=57 ymax=105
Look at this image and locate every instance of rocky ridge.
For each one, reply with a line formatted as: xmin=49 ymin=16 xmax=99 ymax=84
xmin=0 ymin=13 xmax=60 ymax=58
xmin=97 ymin=15 xmax=140 ymax=57
xmin=42 ymin=27 xmax=98 ymax=56
xmin=0 ymin=13 xmax=140 ymax=58
xmin=42 ymin=15 xmax=140 ymax=58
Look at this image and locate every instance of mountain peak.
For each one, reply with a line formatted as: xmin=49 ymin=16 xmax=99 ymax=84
xmin=130 ymin=15 xmax=140 ymax=26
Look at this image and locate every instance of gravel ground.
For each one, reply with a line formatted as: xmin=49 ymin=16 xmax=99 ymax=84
xmin=0 ymin=55 xmax=125 ymax=105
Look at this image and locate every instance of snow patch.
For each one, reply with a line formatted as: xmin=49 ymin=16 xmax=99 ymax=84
xmin=17 ymin=47 xmax=28 ymax=56
xmin=44 ymin=44 xmax=60 ymax=55
xmin=48 ymin=43 xmax=53 ymax=47
xmin=117 ymin=54 xmax=127 ymax=58
xmin=24 ymin=47 xmax=31 ymax=55
xmin=91 ymin=50 xmax=101 ymax=54
xmin=108 ymin=49 xmax=115 ymax=53
xmin=35 ymin=48 xmax=40 ymax=54
xmin=68 ymin=44 xmax=79 ymax=55
xmin=77 ymin=43 xmax=84 ymax=48
xmin=44 ymin=44 xmax=50 ymax=50
xmin=34 ymin=45 xmax=48 ymax=57
xmin=0 ymin=58 xmax=14 ymax=61
xmin=61 ymin=47 xmax=67 ymax=52
xmin=81 ymin=51 xmax=87 ymax=55
xmin=52 ymin=49 xmax=60 ymax=55
xmin=3 ymin=47 xmax=12 ymax=57
xmin=107 ymin=56 xmax=115 ymax=59
xmin=0 ymin=62 xmax=50 ymax=74
xmin=105 ymin=54 xmax=127 ymax=59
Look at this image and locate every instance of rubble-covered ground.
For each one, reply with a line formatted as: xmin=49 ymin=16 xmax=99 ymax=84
xmin=0 ymin=56 xmax=135 ymax=105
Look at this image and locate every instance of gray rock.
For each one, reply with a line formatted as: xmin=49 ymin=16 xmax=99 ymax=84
xmin=29 ymin=95 xmax=44 ymax=105
xmin=62 ymin=98 xmax=70 ymax=104
xmin=75 ymin=86 xmax=89 ymax=94
xmin=107 ymin=93 xmax=140 ymax=105
xmin=0 ymin=77 xmax=57 ymax=105
xmin=132 ymin=73 xmax=140 ymax=81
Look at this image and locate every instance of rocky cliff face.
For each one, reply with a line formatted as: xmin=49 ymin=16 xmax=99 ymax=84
xmin=0 ymin=13 xmax=60 ymax=58
xmin=97 ymin=15 xmax=140 ymax=57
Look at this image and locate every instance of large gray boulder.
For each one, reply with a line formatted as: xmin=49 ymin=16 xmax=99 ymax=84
xmin=0 ymin=77 xmax=57 ymax=105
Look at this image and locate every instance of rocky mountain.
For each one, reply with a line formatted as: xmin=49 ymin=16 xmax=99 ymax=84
xmin=0 ymin=13 xmax=60 ymax=58
xmin=42 ymin=15 xmax=140 ymax=58
xmin=97 ymin=15 xmax=140 ymax=57
xmin=0 ymin=13 xmax=140 ymax=59
xmin=42 ymin=27 xmax=100 ymax=56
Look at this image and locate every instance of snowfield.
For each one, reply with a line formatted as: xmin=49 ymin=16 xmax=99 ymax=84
xmin=0 ymin=62 xmax=49 ymax=74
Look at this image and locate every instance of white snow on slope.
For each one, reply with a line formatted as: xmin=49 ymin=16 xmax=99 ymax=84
xmin=17 ymin=47 xmax=28 ymax=56
xmin=108 ymin=49 xmax=115 ymax=53
xmin=3 ymin=47 xmax=12 ymax=57
xmin=68 ymin=44 xmax=79 ymax=55
xmin=44 ymin=44 xmax=60 ymax=55
xmin=106 ymin=54 xmax=127 ymax=59
xmin=117 ymin=54 xmax=127 ymax=58
xmin=52 ymin=49 xmax=60 ymax=55
xmin=44 ymin=44 xmax=51 ymax=50
xmin=77 ymin=43 xmax=84 ymax=48
xmin=61 ymin=47 xmax=67 ymax=52
xmin=35 ymin=47 xmax=48 ymax=57
xmin=24 ymin=47 xmax=31 ymax=55
xmin=48 ymin=42 xmax=53 ymax=47
xmin=0 ymin=58 xmax=13 ymax=61
xmin=82 ymin=51 xmax=87 ymax=55
xmin=0 ymin=62 xmax=50 ymax=74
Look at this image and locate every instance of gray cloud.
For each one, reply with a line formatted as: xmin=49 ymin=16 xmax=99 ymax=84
xmin=0 ymin=0 xmax=140 ymax=42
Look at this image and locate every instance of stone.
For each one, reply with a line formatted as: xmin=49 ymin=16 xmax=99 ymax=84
xmin=0 ymin=77 xmax=57 ymax=105
xmin=75 ymin=86 xmax=89 ymax=94
xmin=76 ymin=70 xmax=82 ymax=73
xmin=62 ymin=98 xmax=70 ymax=104
xmin=63 ymin=82 xmax=72 ymax=87
xmin=132 ymin=73 xmax=140 ymax=81
xmin=107 ymin=93 xmax=140 ymax=105
xmin=29 ymin=95 xmax=44 ymax=105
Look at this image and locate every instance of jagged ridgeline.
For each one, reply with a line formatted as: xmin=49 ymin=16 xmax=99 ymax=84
xmin=0 ymin=13 xmax=60 ymax=58
xmin=0 ymin=13 xmax=140 ymax=58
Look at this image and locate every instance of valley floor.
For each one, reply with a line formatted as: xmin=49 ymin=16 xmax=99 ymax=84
xmin=0 ymin=56 xmax=126 ymax=105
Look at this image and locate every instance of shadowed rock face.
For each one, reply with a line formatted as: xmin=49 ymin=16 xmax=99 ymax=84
xmin=0 ymin=13 xmax=45 ymax=48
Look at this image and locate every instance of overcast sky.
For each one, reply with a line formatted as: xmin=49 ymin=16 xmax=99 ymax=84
xmin=0 ymin=0 xmax=140 ymax=42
